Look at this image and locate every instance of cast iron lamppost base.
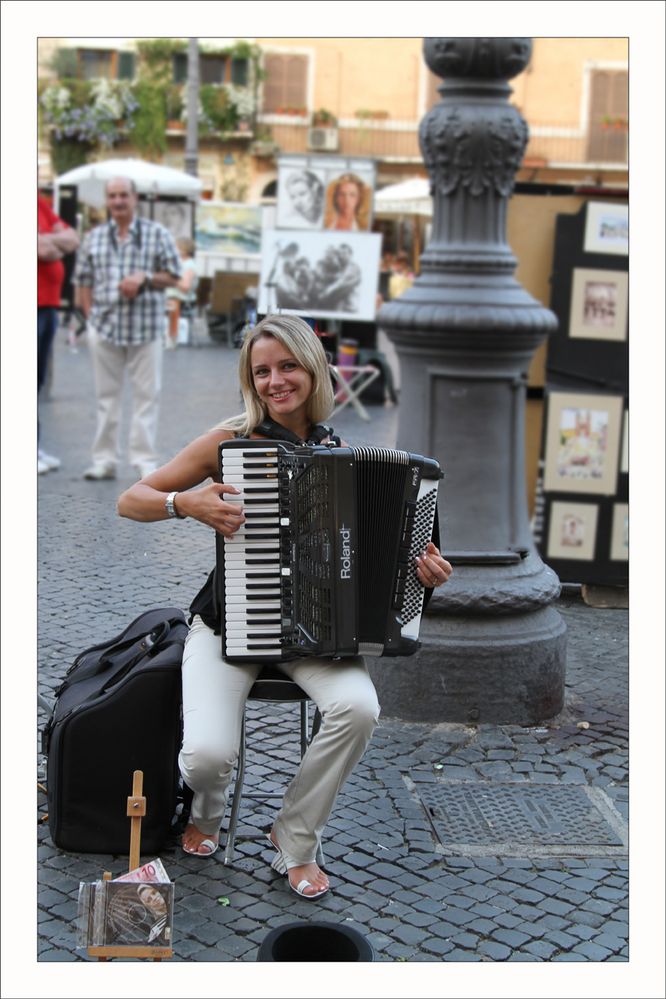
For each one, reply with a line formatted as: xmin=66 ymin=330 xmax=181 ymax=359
xmin=371 ymin=38 xmax=566 ymax=724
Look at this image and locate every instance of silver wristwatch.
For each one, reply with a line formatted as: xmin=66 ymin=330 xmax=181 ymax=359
xmin=165 ymin=491 xmax=184 ymax=519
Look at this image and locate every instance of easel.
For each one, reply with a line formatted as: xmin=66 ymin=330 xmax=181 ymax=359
xmin=88 ymin=770 xmax=173 ymax=961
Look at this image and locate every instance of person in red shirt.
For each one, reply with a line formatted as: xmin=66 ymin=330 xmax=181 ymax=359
xmin=38 ymin=193 xmax=79 ymax=474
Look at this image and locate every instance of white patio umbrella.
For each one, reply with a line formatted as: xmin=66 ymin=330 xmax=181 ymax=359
xmin=374 ymin=177 xmax=432 ymax=218
xmin=54 ymin=157 xmax=202 ymax=209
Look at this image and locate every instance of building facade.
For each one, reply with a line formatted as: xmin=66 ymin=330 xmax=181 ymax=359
xmin=38 ymin=36 xmax=628 ymax=197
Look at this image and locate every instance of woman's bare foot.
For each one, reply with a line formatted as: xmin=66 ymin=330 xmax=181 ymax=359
xmin=182 ymin=823 xmax=219 ymax=856
xmin=270 ymin=830 xmax=329 ymax=897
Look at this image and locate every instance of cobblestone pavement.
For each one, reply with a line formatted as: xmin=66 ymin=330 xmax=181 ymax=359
xmin=32 ymin=333 xmax=633 ymax=973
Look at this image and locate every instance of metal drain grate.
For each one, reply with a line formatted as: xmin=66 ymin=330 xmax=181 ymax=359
xmin=414 ymin=781 xmax=627 ymax=858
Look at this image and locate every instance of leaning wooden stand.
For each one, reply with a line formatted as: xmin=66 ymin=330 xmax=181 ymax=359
xmin=88 ymin=770 xmax=172 ymax=962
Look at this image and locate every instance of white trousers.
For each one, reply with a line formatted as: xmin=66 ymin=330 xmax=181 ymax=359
xmin=179 ymin=616 xmax=380 ymax=865
xmin=88 ymin=326 xmax=162 ymax=469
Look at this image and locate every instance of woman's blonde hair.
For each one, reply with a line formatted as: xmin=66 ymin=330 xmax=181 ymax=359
xmin=216 ymin=314 xmax=335 ymax=436
xmin=176 ymin=236 xmax=195 ymax=258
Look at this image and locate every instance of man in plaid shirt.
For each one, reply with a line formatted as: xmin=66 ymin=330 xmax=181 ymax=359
xmin=74 ymin=177 xmax=182 ymax=480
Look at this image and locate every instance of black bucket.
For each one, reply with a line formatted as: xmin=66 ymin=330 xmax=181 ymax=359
xmin=256 ymin=920 xmax=374 ymax=962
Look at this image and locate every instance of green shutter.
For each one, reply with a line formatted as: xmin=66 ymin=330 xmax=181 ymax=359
xmin=231 ymin=58 xmax=248 ymax=86
xmin=173 ymin=53 xmax=188 ymax=83
xmin=118 ymin=51 xmax=135 ymax=80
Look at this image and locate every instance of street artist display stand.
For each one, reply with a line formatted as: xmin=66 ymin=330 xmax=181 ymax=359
xmin=88 ymin=771 xmax=173 ymax=962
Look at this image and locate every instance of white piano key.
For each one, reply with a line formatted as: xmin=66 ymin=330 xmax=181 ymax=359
xmin=223 ymin=585 xmax=282 ymax=595
xmin=225 ymin=625 xmax=282 ymax=636
xmin=223 ymin=596 xmax=282 ymax=607
xmin=224 ymin=611 xmax=281 ymax=622
xmin=225 ymin=647 xmax=281 ymax=657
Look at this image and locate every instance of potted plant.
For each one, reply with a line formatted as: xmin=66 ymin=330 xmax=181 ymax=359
xmin=251 ymin=124 xmax=278 ymax=157
xmin=311 ymin=108 xmax=337 ymax=127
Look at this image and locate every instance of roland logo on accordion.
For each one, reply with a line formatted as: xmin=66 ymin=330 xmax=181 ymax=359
xmin=339 ymin=524 xmax=353 ymax=580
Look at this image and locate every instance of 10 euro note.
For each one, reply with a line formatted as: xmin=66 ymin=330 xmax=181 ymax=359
xmin=114 ymin=858 xmax=170 ymax=883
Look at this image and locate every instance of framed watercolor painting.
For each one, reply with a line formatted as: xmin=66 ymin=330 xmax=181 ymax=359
xmin=620 ymin=410 xmax=628 ymax=474
xmin=583 ymin=201 xmax=628 ymax=256
xmin=568 ymin=268 xmax=628 ymax=342
xmin=609 ymin=503 xmax=629 ymax=561
xmin=195 ymin=202 xmax=262 ymax=255
xmin=547 ymin=501 xmax=599 ymax=561
xmin=543 ymin=392 xmax=624 ymax=495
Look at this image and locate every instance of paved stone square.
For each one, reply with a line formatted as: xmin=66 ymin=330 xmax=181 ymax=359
xmin=33 ymin=332 xmax=630 ymax=966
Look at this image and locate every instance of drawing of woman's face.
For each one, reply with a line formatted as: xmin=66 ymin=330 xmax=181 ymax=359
xmin=288 ymin=177 xmax=319 ymax=221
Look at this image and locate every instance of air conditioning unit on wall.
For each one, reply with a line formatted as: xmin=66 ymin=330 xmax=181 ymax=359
xmin=307 ymin=127 xmax=339 ymax=151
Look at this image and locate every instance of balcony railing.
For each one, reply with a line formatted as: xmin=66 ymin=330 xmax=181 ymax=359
xmin=260 ymin=117 xmax=628 ymax=169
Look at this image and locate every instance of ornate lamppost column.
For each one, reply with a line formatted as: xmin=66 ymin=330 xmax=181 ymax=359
xmin=371 ymin=38 xmax=566 ymax=724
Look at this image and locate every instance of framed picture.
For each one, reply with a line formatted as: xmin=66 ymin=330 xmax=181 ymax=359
xmin=543 ymin=391 xmax=624 ymax=495
xmin=609 ymin=503 xmax=629 ymax=561
xmin=136 ymin=198 xmax=152 ymax=219
xmin=323 ymin=169 xmax=375 ymax=232
xmin=258 ymin=229 xmax=382 ymax=321
xmin=195 ymin=202 xmax=263 ymax=255
xmin=276 ymin=155 xmax=377 ymax=232
xmin=276 ymin=165 xmax=327 ymax=230
xmin=568 ymin=268 xmax=628 ymax=342
xmin=547 ymin=501 xmax=599 ymax=561
xmin=152 ymin=199 xmax=194 ymax=241
xmin=583 ymin=201 xmax=628 ymax=256
xmin=620 ymin=410 xmax=628 ymax=474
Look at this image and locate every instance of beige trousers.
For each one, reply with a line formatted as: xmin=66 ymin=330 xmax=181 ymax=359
xmin=179 ymin=615 xmax=380 ymax=865
xmin=88 ymin=326 xmax=162 ymax=469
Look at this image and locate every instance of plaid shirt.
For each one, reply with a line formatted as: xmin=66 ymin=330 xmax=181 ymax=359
xmin=74 ymin=216 xmax=182 ymax=345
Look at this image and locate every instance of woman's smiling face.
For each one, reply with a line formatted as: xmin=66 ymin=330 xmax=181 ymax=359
xmin=250 ymin=335 xmax=313 ymax=427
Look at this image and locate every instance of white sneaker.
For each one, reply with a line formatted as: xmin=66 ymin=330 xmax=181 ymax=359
xmin=38 ymin=449 xmax=61 ymax=471
xmin=38 ymin=456 xmax=50 ymax=475
xmin=83 ymin=462 xmax=116 ymax=480
xmin=136 ymin=462 xmax=158 ymax=479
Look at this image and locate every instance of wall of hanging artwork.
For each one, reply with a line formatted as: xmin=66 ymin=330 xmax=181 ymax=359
xmin=533 ymin=199 xmax=628 ymax=586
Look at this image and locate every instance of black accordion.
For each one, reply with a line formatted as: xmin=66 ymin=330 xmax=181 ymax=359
xmin=216 ymin=439 xmax=442 ymax=662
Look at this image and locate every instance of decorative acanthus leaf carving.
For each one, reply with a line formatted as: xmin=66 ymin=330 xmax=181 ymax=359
xmin=420 ymin=106 xmax=529 ymax=198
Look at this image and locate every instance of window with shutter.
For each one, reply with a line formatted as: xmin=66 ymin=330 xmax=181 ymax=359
xmin=200 ymin=55 xmax=227 ymax=84
xmin=261 ymin=53 xmax=308 ymax=112
xmin=173 ymin=53 xmax=188 ymax=84
xmin=231 ymin=58 xmax=248 ymax=86
xmin=586 ymin=69 xmax=628 ymax=163
xmin=118 ymin=52 xmax=135 ymax=80
xmin=78 ymin=49 xmax=114 ymax=80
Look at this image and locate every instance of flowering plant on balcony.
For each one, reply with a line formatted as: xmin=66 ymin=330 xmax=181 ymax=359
xmin=182 ymin=83 xmax=256 ymax=134
xmin=40 ymin=79 xmax=138 ymax=147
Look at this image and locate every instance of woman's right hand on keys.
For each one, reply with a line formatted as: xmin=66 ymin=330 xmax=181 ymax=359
xmin=180 ymin=483 xmax=245 ymax=536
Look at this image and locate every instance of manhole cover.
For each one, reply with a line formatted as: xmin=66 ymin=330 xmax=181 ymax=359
xmin=415 ymin=780 xmax=627 ymax=857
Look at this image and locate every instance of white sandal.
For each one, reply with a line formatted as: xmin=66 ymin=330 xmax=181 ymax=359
xmin=291 ymin=878 xmax=329 ymax=900
xmin=266 ymin=833 xmax=329 ymax=899
xmin=183 ymin=826 xmax=219 ymax=857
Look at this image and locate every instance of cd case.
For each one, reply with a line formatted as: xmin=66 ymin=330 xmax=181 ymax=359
xmin=77 ymin=880 xmax=174 ymax=949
